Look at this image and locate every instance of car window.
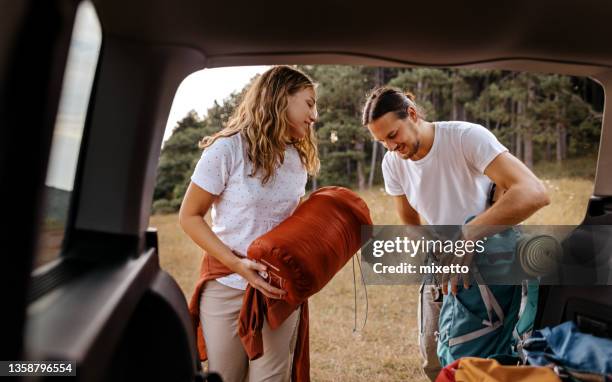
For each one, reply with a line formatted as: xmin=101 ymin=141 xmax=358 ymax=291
xmin=35 ymin=1 xmax=101 ymax=268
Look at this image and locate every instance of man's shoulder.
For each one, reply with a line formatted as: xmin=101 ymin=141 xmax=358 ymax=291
xmin=437 ymin=120 xmax=487 ymax=134
xmin=382 ymin=151 xmax=408 ymax=175
xmin=382 ymin=150 xmax=400 ymax=167
xmin=437 ymin=121 xmax=495 ymax=147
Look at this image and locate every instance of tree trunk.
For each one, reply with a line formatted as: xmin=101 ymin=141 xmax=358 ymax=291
xmin=311 ymin=176 xmax=318 ymax=191
xmin=368 ymin=141 xmax=380 ymax=188
xmin=355 ymin=141 xmax=366 ymax=191
xmin=513 ymin=100 xmax=523 ymax=161
xmin=452 ymin=76 xmax=458 ymax=120
xmin=432 ymin=90 xmax=437 ymax=113
xmin=451 ymin=73 xmax=466 ymax=121
xmin=556 ymin=124 xmax=568 ymax=161
xmin=561 ymin=123 xmax=567 ymax=160
xmin=377 ymin=67 xmax=384 ymax=86
xmin=357 ymin=160 xmax=365 ymax=191
xmin=485 ymin=73 xmax=491 ymax=128
xmin=346 ymin=157 xmax=351 ymax=179
xmin=555 ymin=122 xmax=563 ymax=163
xmin=556 ymin=101 xmax=568 ymax=162
xmin=367 ymin=68 xmax=384 ymax=189
xmin=523 ymin=77 xmax=534 ymax=169
xmin=516 ymin=131 xmax=523 ymax=162
xmin=524 ymin=128 xmax=533 ymax=169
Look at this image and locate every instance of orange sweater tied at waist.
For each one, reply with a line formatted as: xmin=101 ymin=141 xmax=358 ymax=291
xmin=188 ymin=252 xmax=310 ymax=382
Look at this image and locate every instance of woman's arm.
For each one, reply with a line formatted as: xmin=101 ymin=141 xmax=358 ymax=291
xmin=178 ymin=182 xmax=286 ymax=299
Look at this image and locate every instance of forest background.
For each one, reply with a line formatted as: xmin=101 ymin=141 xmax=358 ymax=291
xmin=152 ymin=65 xmax=603 ymax=213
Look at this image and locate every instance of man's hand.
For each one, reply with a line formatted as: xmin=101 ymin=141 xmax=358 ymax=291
xmin=440 ymin=251 xmax=475 ymax=295
xmin=440 ymin=228 xmax=476 ymax=295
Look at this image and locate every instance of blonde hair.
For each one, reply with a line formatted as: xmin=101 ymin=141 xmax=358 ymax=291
xmin=199 ymin=66 xmax=319 ymax=184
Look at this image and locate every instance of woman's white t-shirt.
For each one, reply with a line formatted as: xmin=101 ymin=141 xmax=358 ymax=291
xmin=190 ymin=133 xmax=307 ymax=290
xmin=382 ymin=121 xmax=508 ymax=225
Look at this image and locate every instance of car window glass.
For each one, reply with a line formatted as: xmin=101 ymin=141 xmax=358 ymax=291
xmin=35 ymin=1 xmax=101 ymax=268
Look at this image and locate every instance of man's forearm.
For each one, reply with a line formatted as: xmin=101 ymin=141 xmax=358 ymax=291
xmin=463 ymin=183 xmax=549 ymax=240
xmin=400 ymin=216 xmax=421 ymax=225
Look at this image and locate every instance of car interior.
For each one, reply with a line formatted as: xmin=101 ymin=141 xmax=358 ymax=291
xmin=2 ymin=0 xmax=611 ymax=380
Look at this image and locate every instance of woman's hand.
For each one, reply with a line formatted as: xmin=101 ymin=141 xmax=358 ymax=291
xmin=236 ymin=258 xmax=287 ymax=299
xmin=180 ymin=184 xmax=286 ymax=299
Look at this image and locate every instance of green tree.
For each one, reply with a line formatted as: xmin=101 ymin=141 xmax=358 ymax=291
xmin=153 ymin=90 xmax=245 ymax=213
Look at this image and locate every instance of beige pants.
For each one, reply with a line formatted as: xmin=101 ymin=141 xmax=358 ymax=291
xmin=200 ymin=280 xmax=300 ymax=382
xmin=417 ymin=283 xmax=443 ymax=381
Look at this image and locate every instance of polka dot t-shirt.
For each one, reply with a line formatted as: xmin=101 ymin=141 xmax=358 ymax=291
xmin=190 ymin=133 xmax=307 ymax=290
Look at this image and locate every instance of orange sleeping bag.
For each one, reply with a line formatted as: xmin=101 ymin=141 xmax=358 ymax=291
xmin=246 ymin=186 xmax=373 ymax=305
xmin=238 ymin=186 xmax=372 ymax=375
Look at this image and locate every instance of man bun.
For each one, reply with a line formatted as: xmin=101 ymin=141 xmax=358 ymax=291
xmin=405 ymin=91 xmax=416 ymax=102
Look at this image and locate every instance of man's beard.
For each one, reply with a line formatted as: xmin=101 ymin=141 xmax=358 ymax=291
xmin=400 ymin=140 xmax=420 ymax=160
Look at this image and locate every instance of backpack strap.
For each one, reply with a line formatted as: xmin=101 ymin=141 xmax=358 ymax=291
xmin=514 ymin=280 xmax=539 ymax=357
xmin=448 ymin=320 xmax=503 ymax=346
xmin=479 ymin=283 xmax=505 ymax=325
xmin=448 ymin=270 xmax=505 ymax=347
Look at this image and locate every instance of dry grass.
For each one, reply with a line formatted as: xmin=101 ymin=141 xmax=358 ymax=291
xmin=149 ymin=177 xmax=592 ymax=382
xmin=524 ymin=178 xmax=593 ymax=225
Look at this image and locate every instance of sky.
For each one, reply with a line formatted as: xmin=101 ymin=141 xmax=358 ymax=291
xmin=163 ymin=66 xmax=270 ymax=143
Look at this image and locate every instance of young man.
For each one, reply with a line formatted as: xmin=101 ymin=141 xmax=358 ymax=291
xmin=362 ymin=87 xmax=550 ymax=380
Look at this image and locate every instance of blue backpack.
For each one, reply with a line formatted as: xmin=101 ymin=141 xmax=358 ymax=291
xmin=436 ymin=226 xmax=539 ymax=366
xmin=521 ymin=320 xmax=612 ymax=378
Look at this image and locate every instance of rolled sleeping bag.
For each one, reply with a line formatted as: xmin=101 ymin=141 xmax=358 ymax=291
xmin=247 ymin=186 xmax=373 ymax=305
xmin=470 ymin=225 xmax=563 ymax=280
xmin=517 ymin=234 xmax=563 ymax=277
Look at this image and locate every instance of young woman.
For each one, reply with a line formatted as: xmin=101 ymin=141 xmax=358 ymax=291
xmin=179 ymin=66 xmax=319 ymax=382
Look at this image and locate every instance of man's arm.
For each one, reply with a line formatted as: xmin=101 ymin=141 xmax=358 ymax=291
xmin=445 ymin=152 xmax=550 ymax=294
xmin=464 ymin=151 xmax=550 ymax=238
xmin=393 ymin=195 xmax=421 ymax=225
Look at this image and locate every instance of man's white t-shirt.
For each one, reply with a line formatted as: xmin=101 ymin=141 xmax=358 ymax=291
xmin=382 ymin=121 xmax=508 ymax=225
xmin=191 ymin=133 xmax=307 ymax=290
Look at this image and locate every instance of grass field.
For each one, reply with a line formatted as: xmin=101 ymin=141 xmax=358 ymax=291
xmin=149 ymin=177 xmax=593 ymax=381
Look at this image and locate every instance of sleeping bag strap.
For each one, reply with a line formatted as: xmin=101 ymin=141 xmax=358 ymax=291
xmin=352 ymin=254 xmax=369 ymax=333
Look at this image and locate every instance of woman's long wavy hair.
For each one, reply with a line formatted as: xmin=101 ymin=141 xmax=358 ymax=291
xmin=198 ymin=66 xmax=320 ymax=184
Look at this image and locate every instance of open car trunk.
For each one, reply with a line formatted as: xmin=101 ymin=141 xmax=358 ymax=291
xmin=1 ymin=0 xmax=611 ymax=380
